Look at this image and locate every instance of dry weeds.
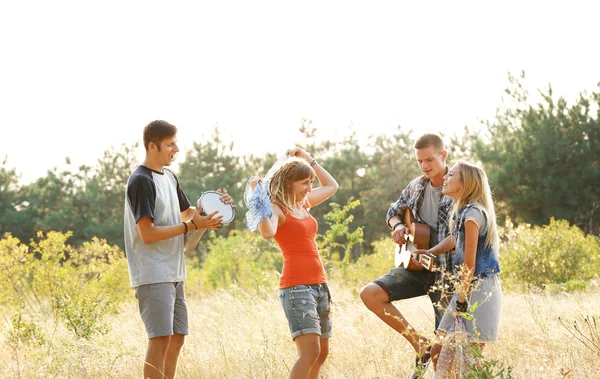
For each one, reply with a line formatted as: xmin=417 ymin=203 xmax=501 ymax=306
xmin=1 ymin=284 xmax=599 ymax=378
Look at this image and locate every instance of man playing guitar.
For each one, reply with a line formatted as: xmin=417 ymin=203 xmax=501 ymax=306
xmin=359 ymin=133 xmax=454 ymax=379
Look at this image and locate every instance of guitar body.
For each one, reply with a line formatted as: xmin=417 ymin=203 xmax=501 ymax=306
xmin=394 ymin=208 xmax=435 ymax=271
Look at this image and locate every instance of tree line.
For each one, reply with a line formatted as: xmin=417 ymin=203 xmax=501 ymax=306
xmin=1 ymin=74 xmax=598 ymax=256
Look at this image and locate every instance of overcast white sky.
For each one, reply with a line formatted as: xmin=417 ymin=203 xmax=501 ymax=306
xmin=1 ymin=1 xmax=599 ymax=184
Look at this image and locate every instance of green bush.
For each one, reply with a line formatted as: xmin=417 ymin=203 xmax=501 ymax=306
xmin=317 ymin=199 xmax=364 ymax=269
xmin=6 ymin=312 xmax=47 ymax=349
xmin=197 ymin=199 xmax=367 ymax=295
xmin=328 ymin=237 xmax=394 ymax=291
xmin=198 ymin=230 xmax=283 ymax=293
xmin=0 ymin=232 xmax=130 ymax=339
xmin=500 ymin=218 xmax=600 ymax=290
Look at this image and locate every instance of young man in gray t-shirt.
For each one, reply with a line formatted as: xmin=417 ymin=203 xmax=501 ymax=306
xmin=124 ymin=120 xmax=232 ymax=379
xmin=360 ymin=133 xmax=453 ymax=379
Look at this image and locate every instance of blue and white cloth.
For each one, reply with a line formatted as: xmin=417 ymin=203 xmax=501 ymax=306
xmin=244 ymin=180 xmax=273 ymax=231
xmin=244 ymin=154 xmax=306 ymax=231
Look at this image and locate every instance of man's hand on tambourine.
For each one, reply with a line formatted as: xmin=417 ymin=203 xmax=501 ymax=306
xmin=216 ymin=188 xmax=235 ymax=208
xmin=391 ymin=224 xmax=410 ymax=245
xmin=192 ymin=209 xmax=224 ymax=230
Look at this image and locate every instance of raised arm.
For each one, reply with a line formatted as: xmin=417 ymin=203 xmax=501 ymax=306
xmin=247 ymin=176 xmax=285 ymax=239
xmin=256 ymin=203 xmax=285 ymax=239
xmin=287 ymin=147 xmax=339 ymax=207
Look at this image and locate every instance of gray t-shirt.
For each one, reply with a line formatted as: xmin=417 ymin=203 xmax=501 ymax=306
xmin=124 ymin=166 xmax=191 ymax=288
xmin=418 ymin=182 xmax=444 ymax=247
xmin=464 ymin=206 xmax=488 ymax=235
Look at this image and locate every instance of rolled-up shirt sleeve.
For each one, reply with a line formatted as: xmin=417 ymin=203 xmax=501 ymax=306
xmin=386 ymin=188 xmax=411 ymax=227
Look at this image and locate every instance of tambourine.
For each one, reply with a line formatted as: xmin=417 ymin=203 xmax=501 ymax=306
xmin=183 ymin=191 xmax=235 ymax=253
xmin=197 ymin=191 xmax=235 ymax=226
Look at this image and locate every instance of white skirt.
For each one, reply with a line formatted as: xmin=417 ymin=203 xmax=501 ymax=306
xmin=438 ymin=275 xmax=502 ymax=342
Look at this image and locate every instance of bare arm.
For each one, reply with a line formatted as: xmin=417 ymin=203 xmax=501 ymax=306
xmin=458 ymin=220 xmax=479 ymax=302
xmin=257 ymin=203 xmax=285 ymax=239
xmin=387 ymin=215 xmax=401 ymax=229
xmin=428 ymin=235 xmax=456 ymax=256
xmin=386 ymin=181 xmax=416 ymax=244
xmin=181 ymin=207 xmax=196 ymax=222
xmin=287 ymin=147 xmax=339 ymax=207
xmin=389 ymin=215 xmax=410 ymax=245
xmin=308 ymin=163 xmax=340 ymax=207
xmin=137 ymin=216 xmax=190 ymax=244
xmin=137 ymin=209 xmax=223 ymax=245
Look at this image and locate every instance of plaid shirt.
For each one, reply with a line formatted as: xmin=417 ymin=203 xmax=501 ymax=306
xmin=386 ymin=174 xmax=455 ymax=273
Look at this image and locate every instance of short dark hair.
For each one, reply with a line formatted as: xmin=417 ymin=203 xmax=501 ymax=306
xmin=143 ymin=120 xmax=177 ymax=151
xmin=413 ymin=133 xmax=445 ymax=151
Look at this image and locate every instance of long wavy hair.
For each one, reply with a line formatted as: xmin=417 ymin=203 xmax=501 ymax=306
xmin=449 ymin=161 xmax=500 ymax=251
xmin=268 ymin=158 xmax=316 ymax=215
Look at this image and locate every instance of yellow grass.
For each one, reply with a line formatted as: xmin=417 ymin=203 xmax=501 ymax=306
xmin=1 ymin=284 xmax=599 ymax=378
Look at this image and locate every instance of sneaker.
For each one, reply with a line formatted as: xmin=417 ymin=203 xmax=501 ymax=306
xmin=410 ymin=347 xmax=431 ymax=379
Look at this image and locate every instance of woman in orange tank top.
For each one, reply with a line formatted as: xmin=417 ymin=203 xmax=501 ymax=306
xmin=248 ymin=147 xmax=339 ymax=379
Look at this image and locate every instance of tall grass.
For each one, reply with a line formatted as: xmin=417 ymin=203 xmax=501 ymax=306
xmin=2 ymin=283 xmax=599 ymax=378
xmin=2 ymin=217 xmax=599 ymax=378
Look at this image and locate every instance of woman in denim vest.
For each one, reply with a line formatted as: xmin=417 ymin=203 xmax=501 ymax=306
xmin=414 ymin=161 xmax=503 ymax=370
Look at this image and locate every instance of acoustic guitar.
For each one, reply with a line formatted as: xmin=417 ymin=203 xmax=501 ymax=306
xmin=394 ymin=208 xmax=436 ymax=271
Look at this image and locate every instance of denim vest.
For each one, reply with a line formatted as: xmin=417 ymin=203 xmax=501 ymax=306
xmin=453 ymin=204 xmax=501 ymax=278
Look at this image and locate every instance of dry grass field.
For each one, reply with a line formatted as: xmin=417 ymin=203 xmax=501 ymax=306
xmin=1 ymin=283 xmax=599 ymax=378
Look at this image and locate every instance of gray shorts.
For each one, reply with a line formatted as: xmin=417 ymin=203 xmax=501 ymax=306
xmin=373 ymin=267 xmax=449 ymax=329
xmin=135 ymin=281 xmax=189 ymax=339
xmin=279 ymin=284 xmax=332 ymax=340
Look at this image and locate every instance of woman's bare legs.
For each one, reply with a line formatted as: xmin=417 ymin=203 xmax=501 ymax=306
xmin=289 ymin=334 xmax=329 ymax=379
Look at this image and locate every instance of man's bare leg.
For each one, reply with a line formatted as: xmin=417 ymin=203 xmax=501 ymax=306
xmin=360 ymin=283 xmax=429 ymax=354
xmin=164 ymin=333 xmax=185 ymax=379
xmin=145 ymin=336 xmax=170 ymax=379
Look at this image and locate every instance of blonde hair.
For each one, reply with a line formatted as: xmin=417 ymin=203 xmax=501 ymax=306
xmin=269 ymin=158 xmax=316 ymax=214
xmin=449 ymin=161 xmax=499 ymax=251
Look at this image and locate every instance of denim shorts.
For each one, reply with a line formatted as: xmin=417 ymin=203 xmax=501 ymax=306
xmin=279 ymin=284 xmax=332 ymax=340
xmin=135 ymin=281 xmax=189 ymax=339
xmin=373 ymin=268 xmax=449 ymax=329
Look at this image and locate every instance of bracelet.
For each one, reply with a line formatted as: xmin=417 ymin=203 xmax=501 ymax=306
xmin=391 ymin=221 xmax=403 ymax=231
xmin=190 ymin=219 xmax=198 ymax=230
xmin=182 ymin=222 xmax=188 ymax=235
xmin=309 ymin=159 xmax=318 ymax=167
xmin=456 ymin=300 xmax=469 ymax=313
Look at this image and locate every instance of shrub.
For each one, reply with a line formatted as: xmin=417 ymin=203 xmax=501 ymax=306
xmin=199 ymin=230 xmax=282 ymax=293
xmin=317 ymin=199 xmax=364 ymax=269
xmin=499 ymin=218 xmax=600 ymax=289
xmin=328 ymin=237 xmax=394 ymax=291
xmin=198 ymin=199 xmax=366 ymax=295
xmin=0 ymin=232 xmax=130 ymax=339
xmin=6 ymin=312 xmax=47 ymax=348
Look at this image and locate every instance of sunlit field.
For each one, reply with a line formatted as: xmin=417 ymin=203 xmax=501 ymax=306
xmin=2 ymin=282 xmax=599 ymax=378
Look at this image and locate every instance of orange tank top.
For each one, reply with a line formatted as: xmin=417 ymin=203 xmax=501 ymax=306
xmin=273 ymin=204 xmax=327 ymax=289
